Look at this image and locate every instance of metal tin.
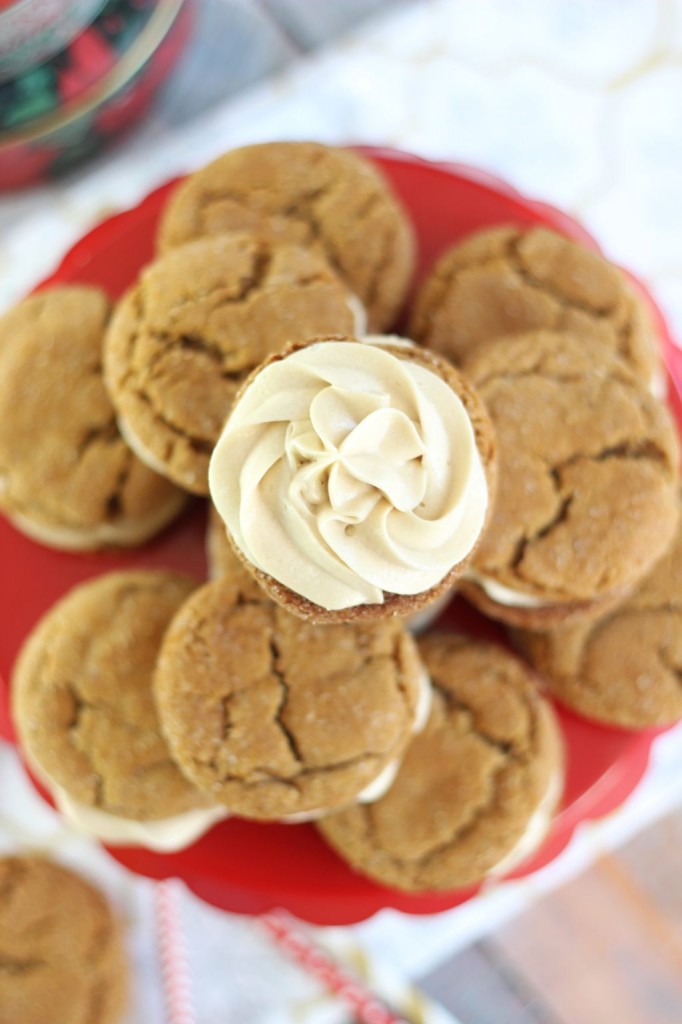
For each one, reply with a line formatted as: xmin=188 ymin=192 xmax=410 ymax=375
xmin=0 ymin=0 xmax=107 ymax=81
xmin=0 ymin=0 xmax=160 ymax=131
xmin=0 ymin=0 xmax=190 ymax=188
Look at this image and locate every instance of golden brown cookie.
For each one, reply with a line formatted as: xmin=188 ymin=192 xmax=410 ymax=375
xmin=461 ymin=330 xmax=680 ymax=629
xmin=317 ymin=635 xmax=563 ymax=892
xmin=0 ymin=287 xmax=186 ymax=550
xmin=154 ymin=578 xmax=428 ymax=820
xmin=13 ymin=571 xmax=222 ymax=850
xmin=0 ymin=856 xmax=128 ymax=1024
xmin=511 ymin=505 xmax=682 ymax=728
xmin=104 ymin=233 xmax=363 ymax=495
xmin=157 ymin=141 xmax=415 ymax=331
xmin=206 ymin=502 xmax=264 ymax=595
xmin=410 ymin=225 xmax=661 ymax=389
xmin=209 ymin=335 xmax=497 ymax=624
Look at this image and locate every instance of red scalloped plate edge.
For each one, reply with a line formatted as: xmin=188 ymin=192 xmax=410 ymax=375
xmin=354 ymin=146 xmax=601 ymax=249
xmin=34 ymin=179 xmax=182 ymax=292
xmin=13 ymin=720 xmax=655 ymax=927
xmin=1 ymin=147 xmax=679 ymax=924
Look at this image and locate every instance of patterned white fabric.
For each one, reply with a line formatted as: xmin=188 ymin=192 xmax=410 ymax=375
xmin=1 ymin=0 xmax=682 ymax=1013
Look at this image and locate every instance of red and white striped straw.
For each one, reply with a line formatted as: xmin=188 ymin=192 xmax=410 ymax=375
xmin=154 ymin=886 xmax=411 ymax=1023
xmin=260 ymin=908 xmax=411 ymax=1024
xmin=154 ymin=880 xmax=196 ymax=1024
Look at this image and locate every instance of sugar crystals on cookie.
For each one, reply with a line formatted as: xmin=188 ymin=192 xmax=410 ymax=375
xmin=154 ymin=578 xmax=430 ymax=821
xmin=104 ymin=232 xmax=365 ymax=494
xmin=318 ymin=636 xmax=563 ymax=891
xmin=512 ymin=496 xmax=682 ymax=729
xmin=0 ymin=856 xmax=129 ymax=1024
xmin=158 ymin=140 xmax=415 ymax=332
xmin=12 ymin=571 xmax=225 ymax=851
xmin=460 ymin=329 xmax=679 ymax=629
xmin=0 ymin=287 xmax=186 ymax=549
xmin=410 ymin=225 xmax=662 ymax=393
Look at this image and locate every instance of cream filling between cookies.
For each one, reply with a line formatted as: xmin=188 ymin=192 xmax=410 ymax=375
xmin=5 ymin=490 xmax=187 ymax=551
xmin=405 ymin=586 xmax=454 ymax=633
xmin=648 ymin=362 xmax=668 ymax=402
xmin=363 ymin=333 xmax=416 ymax=350
xmin=278 ymin=762 xmax=402 ymax=824
xmin=23 ymin=748 xmax=227 ymax=852
xmin=411 ymin=665 xmax=434 ymax=734
xmin=117 ymin=417 xmax=179 ymax=480
xmin=209 ymin=340 xmax=489 ymax=610
xmin=347 ymin=294 xmax=368 ymax=336
xmin=279 ymin=667 xmax=433 ymax=823
xmin=52 ymin=671 xmax=433 ymax=835
xmin=488 ymin=768 xmax=563 ymax=878
xmin=53 ymin=788 xmax=228 ymax=852
xmin=464 ymin=570 xmax=548 ymax=609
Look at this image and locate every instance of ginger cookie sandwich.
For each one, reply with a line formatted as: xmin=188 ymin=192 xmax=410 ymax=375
xmin=512 ymin=500 xmax=682 ymax=729
xmin=410 ymin=225 xmax=663 ymax=393
xmin=0 ymin=855 xmax=128 ymax=1024
xmin=0 ymin=286 xmax=186 ymax=550
xmin=206 ymin=501 xmax=266 ymax=602
xmin=460 ymin=330 xmax=680 ymax=629
xmin=209 ymin=334 xmax=497 ymax=624
xmin=154 ymin=578 xmax=431 ymax=821
xmin=13 ymin=571 xmax=225 ymax=851
xmin=104 ymin=232 xmax=364 ymax=495
xmin=317 ymin=635 xmax=563 ymax=892
xmin=207 ymin=497 xmax=453 ymax=632
xmin=157 ymin=140 xmax=415 ymax=331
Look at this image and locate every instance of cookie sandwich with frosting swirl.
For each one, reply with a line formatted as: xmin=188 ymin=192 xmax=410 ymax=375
xmin=209 ymin=335 xmax=497 ymax=623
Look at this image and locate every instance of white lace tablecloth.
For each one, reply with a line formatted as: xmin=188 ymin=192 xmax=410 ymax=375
xmin=1 ymin=0 xmax=682 ymax=1018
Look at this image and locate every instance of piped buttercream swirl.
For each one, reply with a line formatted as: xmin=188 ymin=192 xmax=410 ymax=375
xmin=209 ymin=340 xmax=488 ymax=611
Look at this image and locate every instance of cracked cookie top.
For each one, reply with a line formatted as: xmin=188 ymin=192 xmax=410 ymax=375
xmin=12 ymin=571 xmax=213 ymax=821
xmin=512 ymin=501 xmax=682 ymax=728
xmin=465 ymin=330 xmax=680 ymax=606
xmin=317 ymin=635 xmax=562 ymax=892
xmin=156 ymin=141 xmax=416 ymax=332
xmin=153 ymin=578 xmax=424 ymax=819
xmin=0 ymin=287 xmax=185 ymax=550
xmin=409 ymin=225 xmax=661 ymax=387
xmin=103 ymin=233 xmax=362 ymax=495
xmin=0 ymin=856 xmax=128 ymax=1024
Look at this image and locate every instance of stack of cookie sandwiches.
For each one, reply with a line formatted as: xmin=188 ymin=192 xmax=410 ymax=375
xmin=3 ymin=142 xmax=680 ymax=900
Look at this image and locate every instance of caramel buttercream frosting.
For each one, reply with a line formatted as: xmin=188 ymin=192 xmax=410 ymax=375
xmin=104 ymin=234 xmax=365 ymax=495
xmin=209 ymin=336 xmax=496 ymax=621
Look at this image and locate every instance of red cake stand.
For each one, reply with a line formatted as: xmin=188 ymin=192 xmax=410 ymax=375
xmin=0 ymin=149 xmax=679 ymax=925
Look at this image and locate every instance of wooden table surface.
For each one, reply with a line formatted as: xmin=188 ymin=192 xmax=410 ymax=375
xmin=421 ymin=805 xmax=682 ymax=1024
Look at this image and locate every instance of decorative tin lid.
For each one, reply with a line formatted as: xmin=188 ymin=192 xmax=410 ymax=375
xmin=0 ymin=0 xmax=158 ymax=131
